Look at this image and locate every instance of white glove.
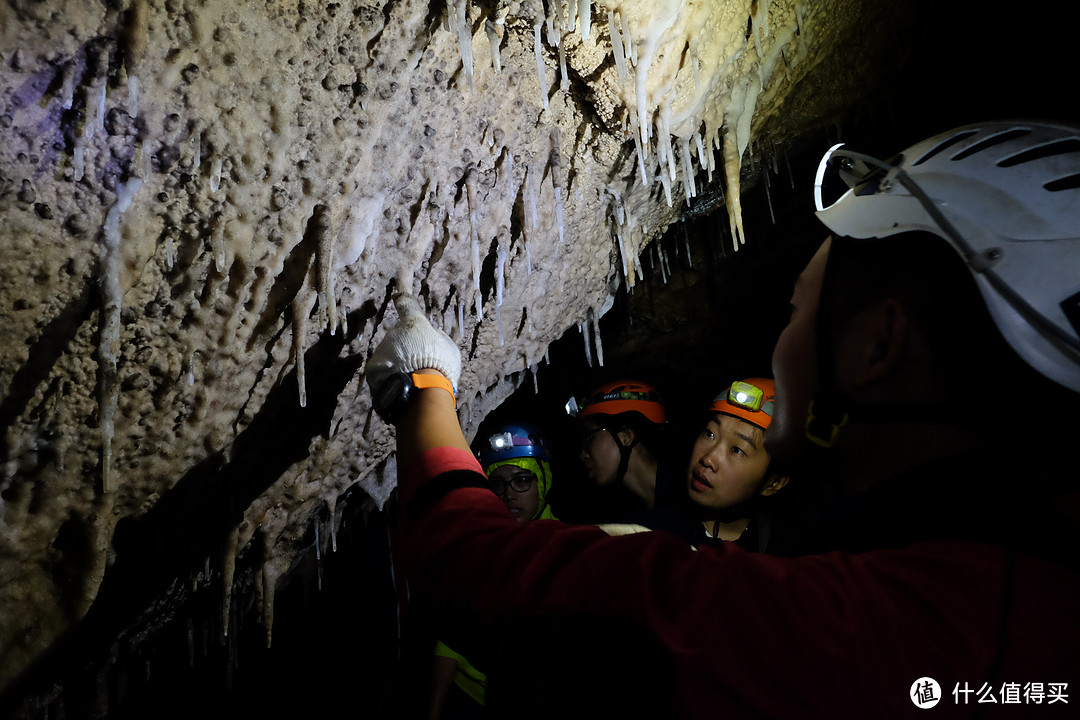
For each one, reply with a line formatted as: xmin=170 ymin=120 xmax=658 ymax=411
xmin=366 ymin=293 xmax=462 ymax=394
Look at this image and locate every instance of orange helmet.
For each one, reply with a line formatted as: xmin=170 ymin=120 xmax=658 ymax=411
xmin=580 ymin=380 xmax=667 ymax=425
xmin=709 ymin=378 xmax=775 ymax=430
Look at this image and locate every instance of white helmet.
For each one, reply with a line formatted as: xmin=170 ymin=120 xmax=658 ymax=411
xmin=813 ymin=120 xmax=1080 ymax=393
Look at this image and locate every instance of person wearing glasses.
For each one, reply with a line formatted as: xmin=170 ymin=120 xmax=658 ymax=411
xmin=368 ymin=120 xmax=1080 ymax=716
xmin=480 ymin=423 xmax=559 ymax=523
xmin=428 ymin=424 xmax=558 ymax=719
xmin=568 ymin=379 xmax=674 ymax=524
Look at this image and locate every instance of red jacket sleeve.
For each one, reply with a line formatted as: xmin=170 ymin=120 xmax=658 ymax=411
xmin=401 ymin=457 xmax=1080 ymax=718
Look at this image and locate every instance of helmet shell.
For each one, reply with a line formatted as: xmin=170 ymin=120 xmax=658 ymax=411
xmin=580 ymin=380 xmax=667 ymax=425
xmin=478 ymin=423 xmax=550 ymax=466
xmin=709 ymin=378 xmax=776 ymax=430
xmin=815 ymin=121 xmax=1080 ymax=392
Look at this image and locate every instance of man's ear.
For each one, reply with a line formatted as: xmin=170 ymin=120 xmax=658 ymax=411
xmin=760 ymin=475 xmax=790 ymax=497
xmin=616 ymin=426 xmax=637 ymax=447
xmin=843 ymin=298 xmax=911 ymax=391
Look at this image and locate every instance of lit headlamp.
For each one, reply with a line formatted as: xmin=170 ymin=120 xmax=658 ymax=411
xmin=489 ymin=431 xmax=518 ymax=452
xmin=727 ymin=381 xmax=765 ymax=412
xmin=564 ymin=396 xmax=580 ymax=417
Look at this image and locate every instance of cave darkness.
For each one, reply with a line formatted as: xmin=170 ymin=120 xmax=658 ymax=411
xmin=3 ymin=1 xmax=1078 ymax=718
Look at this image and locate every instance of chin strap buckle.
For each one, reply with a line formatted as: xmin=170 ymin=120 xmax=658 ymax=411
xmin=805 ymin=400 xmax=848 ymax=448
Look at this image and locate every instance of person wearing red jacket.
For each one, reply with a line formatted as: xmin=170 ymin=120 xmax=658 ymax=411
xmin=367 ymin=121 xmax=1080 ymax=717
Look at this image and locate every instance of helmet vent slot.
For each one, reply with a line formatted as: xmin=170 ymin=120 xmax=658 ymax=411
xmin=950 ymin=129 xmax=1031 ymax=162
xmin=912 ymin=130 xmax=977 ymax=166
xmin=997 ymin=138 xmax=1080 ymax=168
xmin=1044 ymin=174 xmax=1080 ymax=192
xmin=1061 ymin=289 xmax=1080 ymax=341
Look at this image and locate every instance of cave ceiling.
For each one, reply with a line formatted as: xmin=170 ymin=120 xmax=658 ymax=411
xmin=0 ymin=0 xmax=1072 ymax=713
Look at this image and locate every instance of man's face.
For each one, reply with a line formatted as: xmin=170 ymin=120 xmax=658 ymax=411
xmin=765 ymin=239 xmax=830 ymax=463
xmin=579 ymin=419 xmax=622 ymax=487
xmin=685 ymin=414 xmax=771 ymax=511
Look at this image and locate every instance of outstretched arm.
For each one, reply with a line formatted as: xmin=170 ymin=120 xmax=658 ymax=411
xmin=366 ymin=293 xmax=481 ymax=508
xmin=395 ymin=367 xmax=471 ymax=468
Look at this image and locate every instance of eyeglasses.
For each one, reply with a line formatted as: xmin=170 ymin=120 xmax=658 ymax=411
xmin=580 ymin=426 xmax=607 ymax=451
xmin=489 ymin=473 xmax=536 ymax=494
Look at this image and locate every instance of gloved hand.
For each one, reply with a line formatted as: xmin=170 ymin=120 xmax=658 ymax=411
xmin=366 ymin=293 xmax=462 ymax=394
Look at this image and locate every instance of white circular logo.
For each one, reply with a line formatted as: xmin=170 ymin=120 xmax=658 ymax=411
xmin=911 ymin=677 xmax=942 ymax=709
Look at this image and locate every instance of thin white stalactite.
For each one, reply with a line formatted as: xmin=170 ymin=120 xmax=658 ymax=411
xmin=98 ymin=177 xmax=143 ymax=493
xmin=590 ymin=308 xmax=604 ymax=367
xmin=680 ymin=135 xmax=696 ymax=205
xmin=579 ymin=0 xmax=592 ymax=40
xmin=221 ymin=525 xmax=239 ymax=638
xmin=533 ymin=24 xmax=548 ymax=110
xmin=466 ymin=173 xmax=483 ymax=319
xmin=210 ymin=155 xmax=222 ymax=193
xmin=580 ymin=320 xmax=594 ymax=368
xmin=448 ymin=0 xmax=474 ymax=90
xmin=485 ymin=19 xmax=502 ymax=74
xmin=608 ymin=9 xmax=627 ymax=80
xmin=127 ymin=74 xmax=138 ymax=118
xmin=558 ymin=38 xmax=568 ymax=92
xmin=211 ymin=220 xmax=226 ymax=272
xmin=293 ymin=303 xmax=307 ymax=408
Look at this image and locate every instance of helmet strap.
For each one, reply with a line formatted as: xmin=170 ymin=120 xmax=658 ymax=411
xmin=608 ymin=428 xmax=639 ymax=487
xmin=533 ymin=461 xmax=550 ymax=520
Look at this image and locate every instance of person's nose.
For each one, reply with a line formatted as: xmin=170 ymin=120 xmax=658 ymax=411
xmin=698 ymin=443 xmax=719 ymax=471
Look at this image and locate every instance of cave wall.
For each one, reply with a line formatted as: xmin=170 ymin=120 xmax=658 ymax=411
xmin=0 ymin=0 xmax=936 ymax=711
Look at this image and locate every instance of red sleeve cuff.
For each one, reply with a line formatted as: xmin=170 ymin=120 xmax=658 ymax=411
xmin=400 ymin=446 xmax=485 ymax=507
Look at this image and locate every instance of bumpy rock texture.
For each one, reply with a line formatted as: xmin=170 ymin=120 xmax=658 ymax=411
xmin=0 ymin=0 xmax=950 ymax=710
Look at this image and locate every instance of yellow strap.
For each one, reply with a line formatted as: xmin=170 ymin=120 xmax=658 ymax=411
xmin=434 ymin=641 xmax=487 ymax=705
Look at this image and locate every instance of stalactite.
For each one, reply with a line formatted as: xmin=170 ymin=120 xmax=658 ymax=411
xmin=209 ymin=155 xmax=222 ymax=193
xmin=495 ymin=237 xmax=507 ymax=346
xmin=311 ymin=204 xmax=337 ymax=335
xmin=98 ymin=177 xmax=143 ymax=493
xmin=722 ymin=131 xmax=746 ymax=250
xmin=465 ymin=171 xmax=483 ymax=319
xmin=211 ymin=215 xmax=227 ymax=272
xmin=485 ymin=19 xmax=502 ymax=74
xmin=292 ymin=291 xmax=317 ymax=408
xmin=448 ymin=0 xmax=474 ymax=90
xmin=608 ymin=9 xmax=627 ymax=80
xmin=579 ymin=320 xmax=594 ymax=367
xmin=694 ymin=129 xmax=711 ymax=183
xmin=524 ymin=164 xmax=539 ymax=232
xmin=127 ymin=72 xmax=138 ymax=118
xmin=533 ymin=23 xmax=548 ymax=111
xmin=221 ymin=525 xmax=239 ymax=639
xmin=680 ymin=135 xmax=696 ymax=204
xmin=579 ymin=0 xmax=592 ymax=41
xmin=589 ymin=307 xmax=604 ymax=367
xmin=550 ymin=133 xmax=565 ymax=243
xmin=558 ymin=38 xmax=569 ymax=93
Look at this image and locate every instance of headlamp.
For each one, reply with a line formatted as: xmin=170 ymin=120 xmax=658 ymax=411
xmin=727 ymin=381 xmax=765 ymax=411
xmin=488 ymin=431 xmax=515 ymax=451
xmin=488 ymin=431 xmax=540 ymax=452
xmin=564 ymin=396 xmax=580 ymax=417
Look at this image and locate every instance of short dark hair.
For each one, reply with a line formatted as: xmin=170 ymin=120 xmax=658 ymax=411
xmin=823 ymin=231 xmax=1080 ymax=427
